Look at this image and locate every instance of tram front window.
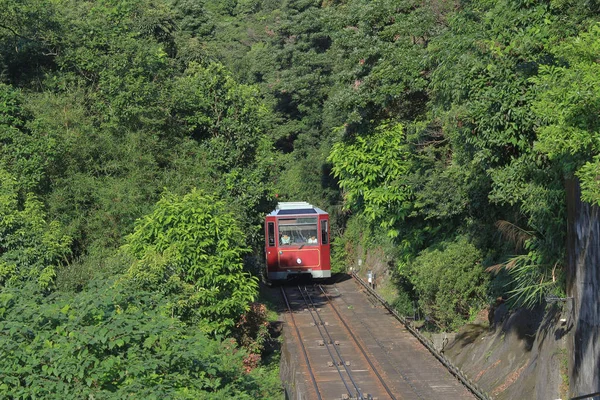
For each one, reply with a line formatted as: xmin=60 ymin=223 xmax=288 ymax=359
xmin=278 ymin=217 xmax=318 ymax=246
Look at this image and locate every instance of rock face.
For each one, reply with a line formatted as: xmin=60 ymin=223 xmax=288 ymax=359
xmin=566 ymin=180 xmax=600 ymax=399
xmin=443 ymin=305 xmax=568 ymax=400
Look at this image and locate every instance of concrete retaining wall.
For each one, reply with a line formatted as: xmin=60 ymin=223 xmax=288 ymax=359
xmin=566 ymin=180 xmax=600 ymax=399
xmin=279 ymin=315 xmax=310 ymax=400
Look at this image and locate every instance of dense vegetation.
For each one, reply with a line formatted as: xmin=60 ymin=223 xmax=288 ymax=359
xmin=2 ymin=0 xmax=600 ymax=396
xmin=0 ymin=0 xmax=281 ymax=396
xmin=207 ymin=0 xmax=599 ymax=328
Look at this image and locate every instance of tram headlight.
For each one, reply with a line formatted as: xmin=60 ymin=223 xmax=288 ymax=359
xmin=296 ymin=258 xmax=302 ymax=265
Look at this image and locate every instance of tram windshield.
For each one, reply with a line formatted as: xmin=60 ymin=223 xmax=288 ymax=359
xmin=278 ymin=217 xmax=318 ymax=246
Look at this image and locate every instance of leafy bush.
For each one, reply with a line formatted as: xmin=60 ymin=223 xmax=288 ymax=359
xmin=487 ymin=233 xmax=566 ymax=309
xmin=531 ymin=24 xmax=600 ymax=207
xmin=331 ymin=212 xmax=399 ymax=274
xmin=0 ymin=281 xmax=281 ymax=399
xmin=122 ymin=189 xmax=258 ymax=335
xmin=0 ymin=169 xmax=71 ymax=289
xmin=234 ymin=302 xmax=271 ymax=372
xmin=391 ymin=285 xmax=416 ymax=317
xmin=409 ymin=237 xmax=489 ymax=330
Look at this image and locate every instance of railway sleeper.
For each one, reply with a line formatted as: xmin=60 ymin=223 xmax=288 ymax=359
xmin=327 ymin=361 xmax=351 ymax=367
xmin=317 ymin=339 xmax=340 ymax=345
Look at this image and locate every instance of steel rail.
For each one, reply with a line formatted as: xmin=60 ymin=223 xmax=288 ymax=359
xmin=327 ymin=281 xmax=426 ymax=399
xmin=351 ymin=271 xmax=493 ymax=400
xmin=318 ymin=284 xmax=399 ymax=400
xmin=280 ymin=286 xmax=322 ymax=400
xmin=297 ymin=285 xmax=363 ymax=400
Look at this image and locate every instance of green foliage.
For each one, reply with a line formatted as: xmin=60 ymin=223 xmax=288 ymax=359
xmin=0 ymin=1 xmax=283 ymax=398
xmin=0 ymin=0 xmax=62 ymax=84
xmin=172 ymin=62 xmax=268 ymax=154
xmin=0 ymin=84 xmax=58 ymax=191
xmin=408 ymin=237 xmax=489 ymax=330
xmin=234 ymin=302 xmax=271 ymax=372
xmin=273 ymin=141 xmax=340 ymax=221
xmin=5 ymin=0 xmax=180 ymax=254
xmin=324 ymin=0 xmax=433 ymax=128
xmin=421 ymin=0 xmax=577 ymax=309
xmin=0 ymin=281 xmax=281 ymax=399
xmin=330 ymin=213 xmax=363 ymax=275
xmin=329 ymin=122 xmax=413 ymax=237
xmin=3 ymin=0 xmax=278 ymax=268
xmin=0 ymin=169 xmax=71 ymax=288
xmin=488 ymin=227 xmax=565 ymax=308
xmin=577 ymin=155 xmax=600 ymax=205
xmin=123 ymin=189 xmax=258 ymax=335
xmin=331 ymin=212 xmax=398 ymax=274
xmin=531 ymin=23 xmax=600 ymax=205
xmin=2 ymin=1 xmax=600 ymax=392
xmin=391 ymin=285 xmax=415 ymax=317
xmin=503 ymin=253 xmax=560 ymax=309
xmin=167 ymin=62 xmax=277 ymax=249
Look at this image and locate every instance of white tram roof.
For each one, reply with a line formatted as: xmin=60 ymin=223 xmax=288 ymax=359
xmin=268 ymin=201 xmax=327 ymax=216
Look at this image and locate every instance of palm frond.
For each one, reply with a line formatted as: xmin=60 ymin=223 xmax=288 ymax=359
xmin=507 ymin=280 xmax=555 ymax=309
xmin=495 ymin=220 xmax=534 ymax=251
xmin=485 ymin=254 xmax=530 ymax=274
xmin=505 ymin=256 xmax=555 ymax=308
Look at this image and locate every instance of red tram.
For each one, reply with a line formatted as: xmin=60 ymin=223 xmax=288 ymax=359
xmin=264 ymin=202 xmax=331 ymax=280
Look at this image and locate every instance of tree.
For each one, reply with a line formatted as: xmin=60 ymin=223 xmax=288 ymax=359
xmin=329 ymin=121 xmax=413 ymax=237
xmin=0 ymin=83 xmax=58 ymax=192
xmin=0 ymin=0 xmax=62 ymax=85
xmin=423 ymin=0 xmax=570 ymax=307
xmin=531 ymin=23 xmax=600 ymax=206
xmin=169 ymin=61 xmax=277 ymax=247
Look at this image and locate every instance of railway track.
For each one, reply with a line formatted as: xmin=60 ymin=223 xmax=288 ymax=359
xmin=280 ymin=278 xmax=480 ymax=400
xmin=280 ymin=285 xmax=323 ymax=399
xmin=281 ymin=284 xmax=398 ymax=399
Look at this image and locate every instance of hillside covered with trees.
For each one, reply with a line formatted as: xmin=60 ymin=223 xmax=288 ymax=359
xmin=2 ymin=0 xmax=600 ymax=396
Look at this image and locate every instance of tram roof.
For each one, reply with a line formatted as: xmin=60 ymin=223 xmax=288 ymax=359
xmin=268 ymin=202 xmax=327 ymax=216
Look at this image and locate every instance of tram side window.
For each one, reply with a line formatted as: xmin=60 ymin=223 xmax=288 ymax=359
xmin=268 ymin=222 xmax=275 ymax=247
xmin=321 ymin=220 xmax=329 ymax=245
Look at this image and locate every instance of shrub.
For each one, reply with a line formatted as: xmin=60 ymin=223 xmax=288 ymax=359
xmin=0 ymin=169 xmax=71 ymax=289
xmin=0 ymin=280 xmax=280 ymax=399
xmin=122 ymin=189 xmax=258 ymax=335
xmin=409 ymin=237 xmax=489 ymax=330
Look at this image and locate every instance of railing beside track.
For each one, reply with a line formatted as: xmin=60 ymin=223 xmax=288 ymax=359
xmin=351 ymin=271 xmax=493 ymax=400
xmin=571 ymin=391 xmax=600 ymax=400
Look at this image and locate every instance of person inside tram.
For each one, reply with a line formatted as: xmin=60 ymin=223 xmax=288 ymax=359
xmin=281 ymin=234 xmax=291 ymax=245
xmin=307 ymin=236 xmax=318 ymax=244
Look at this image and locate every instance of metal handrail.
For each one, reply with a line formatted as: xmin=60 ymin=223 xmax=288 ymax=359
xmin=571 ymin=391 xmax=600 ymax=400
